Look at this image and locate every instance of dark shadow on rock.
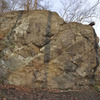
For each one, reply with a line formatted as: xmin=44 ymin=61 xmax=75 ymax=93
xmin=6 ymin=11 xmax=23 ymax=45
xmin=91 ymin=28 xmax=99 ymax=80
xmin=44 ymin=11 xmax=52 ymax=87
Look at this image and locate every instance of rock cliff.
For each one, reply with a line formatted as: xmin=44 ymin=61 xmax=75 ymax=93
xmin=0 ymin=10 xmax=100 ymax=89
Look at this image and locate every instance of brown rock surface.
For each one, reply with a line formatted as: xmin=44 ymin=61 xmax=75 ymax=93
xmin=0 ymin=10 xmax=100 ymax=90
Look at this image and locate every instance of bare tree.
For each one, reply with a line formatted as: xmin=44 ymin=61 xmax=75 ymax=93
xmin=36 ymin=0 xmax=51 ymax=10
xmin=27 ymin=0 xmax=37 ymax=10
xmin=30 ymin=0 xmax=33 ymax=9
xmin=7 ymin=0 xmax=25 ymax=11
xmin=3 ymin=0 xmax=50 ymax=11
xmin=33 ymin=0 xmax=37 ymax=10
xmin=22 ymin=0 xmax=37 ymax=10
xmin=27 ymin=0 xmax=50 ymax=10
xmin=5 ymin=0 xmax=29 ymax=11
xmin=27 ymin=0 xmax=29 ymax=10
xmin=0 ymin=0 xmax=9 ymax=12
xmin=61 ymin=0 xmax=100 ymax=23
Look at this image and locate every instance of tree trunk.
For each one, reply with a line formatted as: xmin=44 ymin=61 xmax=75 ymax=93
xmin=30 ymin=0 xmax=32 ymax=9
xmin=34 ymin=0 xmax=37 ymax=10
xmin=27 ymin=0 xmax=29 ymax=11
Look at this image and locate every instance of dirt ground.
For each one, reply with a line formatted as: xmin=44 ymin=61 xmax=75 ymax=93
xmin=0 ymin=85 xmax=100 ymax=100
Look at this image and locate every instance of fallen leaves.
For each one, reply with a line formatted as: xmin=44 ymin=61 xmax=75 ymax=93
xmin=0 ymin=84 xmax=100 ymax=100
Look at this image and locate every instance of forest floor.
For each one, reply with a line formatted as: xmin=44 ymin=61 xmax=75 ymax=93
xmin=0 ymin=85 xmax=100 ymax=100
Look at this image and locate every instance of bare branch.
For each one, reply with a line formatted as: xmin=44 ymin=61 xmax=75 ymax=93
xmin=61 ymin=0 xmax=100 ymax=23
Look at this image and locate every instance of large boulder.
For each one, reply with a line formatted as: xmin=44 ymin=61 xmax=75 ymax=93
xmin=0 ymin=10 xmax=100 ymax=89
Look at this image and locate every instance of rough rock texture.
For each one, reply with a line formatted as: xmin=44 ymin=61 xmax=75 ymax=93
xmin=0 ymin=10 xmax=100 ymax=89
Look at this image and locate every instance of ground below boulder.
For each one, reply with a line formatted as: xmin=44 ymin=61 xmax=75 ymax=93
xmin=0 ymin=85 xmax=100 ymax=100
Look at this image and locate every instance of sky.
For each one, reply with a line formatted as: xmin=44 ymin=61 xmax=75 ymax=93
xmin=44 ymin=0 xmax=100 ymax=42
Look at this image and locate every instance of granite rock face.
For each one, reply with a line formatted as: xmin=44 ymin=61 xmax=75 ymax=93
xmin=0 ymin=10 xmax=100 ymax=89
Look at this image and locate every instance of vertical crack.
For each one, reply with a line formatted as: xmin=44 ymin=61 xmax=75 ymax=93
xmin=44 ymin=11 xmax=52 ymax=88
xmin=91 ymin=28 xmax=99 ymax=81
xmin=6 ymin=11 xmax=23 ymax=45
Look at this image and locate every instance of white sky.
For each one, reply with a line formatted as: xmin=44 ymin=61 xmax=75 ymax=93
xmin=44 ymin=0 xmax=100 ymax=40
